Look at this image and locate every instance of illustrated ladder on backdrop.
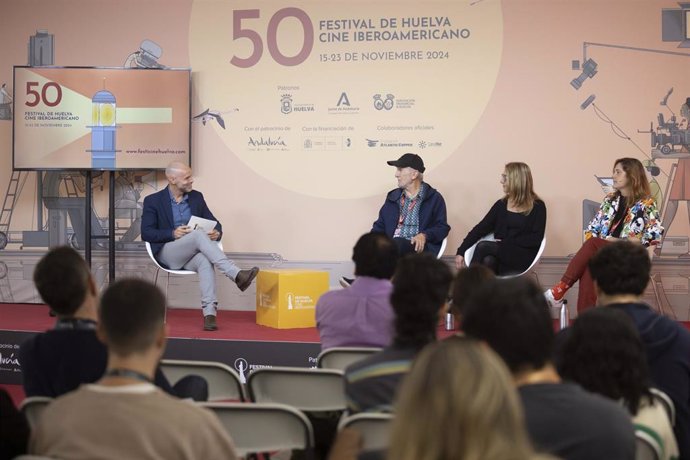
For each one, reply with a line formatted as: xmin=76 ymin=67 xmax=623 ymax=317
xmin=62 ymin=173 xmax=80 ymax=198
xmin=0 ymin=170 xmax=26 ymax=250
xmin=0 ymin=261 xmax=13 ymax=302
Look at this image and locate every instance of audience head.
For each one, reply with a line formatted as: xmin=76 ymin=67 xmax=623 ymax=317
xmin=589 ymin=240 xmax=650 ymax=299
xmin=352 ymin=232 xmax=399 ymax=280
xmin=503 ymin=162 xmax=538 ymax=212
xmin=613 ymin=157 xmax=651 ymax=202
xmin=98 ymin=279 xmax=167 ymax=357
xmin=391 ymin=253 xmax=452 ymax=348
xmin=450 ymin=265 xmax=495 ymax=322
xmin=388 ymin=337 xmax=542 ymax=460
xmin=33 ymin=246 xmax=95 ymax=317
xmin=462 ymin=277 xmax=553 ymax=375
xmin=558 ymin=307 xmax=652 ymax=415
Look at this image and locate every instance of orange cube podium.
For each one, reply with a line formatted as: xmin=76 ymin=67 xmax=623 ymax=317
xmin=255 ymin=269 xmax=329 ymax=329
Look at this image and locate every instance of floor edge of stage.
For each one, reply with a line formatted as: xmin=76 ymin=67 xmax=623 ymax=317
xmin=0 ymin=303 xmax=325 ymax=389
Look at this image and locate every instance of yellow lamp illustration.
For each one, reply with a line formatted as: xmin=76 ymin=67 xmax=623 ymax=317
xmin=88 ymin=86 xmax=119 ymax=169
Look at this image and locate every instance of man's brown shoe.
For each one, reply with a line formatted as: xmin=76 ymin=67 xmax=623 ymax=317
xmin=235 ymin=267 xmax=259 ymax=292
xmin=203 ymin=315 xmax=218 ymax=331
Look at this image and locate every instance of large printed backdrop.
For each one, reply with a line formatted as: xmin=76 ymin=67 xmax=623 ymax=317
xmin=0 ymin=0 xmax=689 ymax=263
xmin=190 ymin=1 xmax=502 ymax=198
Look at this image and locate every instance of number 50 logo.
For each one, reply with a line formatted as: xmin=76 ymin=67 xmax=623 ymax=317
xmin=230 ymin=8 xmax=314 ymax=68
xmin=25 ymin=82 xmax=63 ymax=107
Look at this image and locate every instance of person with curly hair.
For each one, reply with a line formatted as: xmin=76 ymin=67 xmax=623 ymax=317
xmin=558 ymin=307 xmax=678 ymax=460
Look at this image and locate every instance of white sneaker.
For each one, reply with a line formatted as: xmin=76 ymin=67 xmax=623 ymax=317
xmin=544 ymin=288 xmax=564 ymax=309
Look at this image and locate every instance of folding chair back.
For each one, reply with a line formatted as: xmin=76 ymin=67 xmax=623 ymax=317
xmin=200 ymin=402 xmax=314 ymax=457
xmin=317 ymin=347 xmax=382 ymax=371
xmin=338 ymin=412 xmax=394 ymax=452
xmin=160 ymin=359 xmax=245 ymax=401
xmin=247 ymin=367 xmax=346 ymax=411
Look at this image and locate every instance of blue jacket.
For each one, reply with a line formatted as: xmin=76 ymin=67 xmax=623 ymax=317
xmin=371 ymin=183 xmax=450 ymax=254
xmin=141 ymin=187 xmax=222 ymax=257
xmin=609 ymin=302 xmax=690 ymax=460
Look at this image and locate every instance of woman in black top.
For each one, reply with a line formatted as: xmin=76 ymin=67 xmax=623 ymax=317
xmin=455 ymin=162 xmax=546 ymax=276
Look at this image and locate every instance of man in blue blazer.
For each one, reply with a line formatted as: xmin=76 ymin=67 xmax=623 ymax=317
xmin=142 ymin=162 xmax=258 ymax=331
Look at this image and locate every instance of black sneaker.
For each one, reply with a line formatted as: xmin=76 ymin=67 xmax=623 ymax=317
xmin=235 ymin=267 xmax=259 ymax=292
xmin=203 ymin=315 xmax=218 ymax=331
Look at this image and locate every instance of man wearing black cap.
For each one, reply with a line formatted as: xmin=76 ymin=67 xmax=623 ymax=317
xmin=372 ymin=153 xmax=450 ymax=255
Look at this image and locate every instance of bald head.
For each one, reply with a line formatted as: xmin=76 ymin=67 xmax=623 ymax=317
xmin=166 ymin=161 xmax=191 ymax=179
xmin=166 ymin=162 xmax=193 ymax=195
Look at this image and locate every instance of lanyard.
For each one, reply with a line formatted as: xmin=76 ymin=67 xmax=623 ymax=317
xmin=609 ymin=197 xmax=628 ymax=235
xmin=609 ymin=214 xmax=627 ymax=234
xmin=398 ymin=193 xmax=419 ymax=226
xmin=105 ymin=368 xmax=153 ymax=384
xmin=54 ymin=318 xmax=97 ymax=330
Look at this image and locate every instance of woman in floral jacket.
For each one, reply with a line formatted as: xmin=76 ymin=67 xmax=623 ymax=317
xmin=545 ymin=157 xmax=663 ymax=313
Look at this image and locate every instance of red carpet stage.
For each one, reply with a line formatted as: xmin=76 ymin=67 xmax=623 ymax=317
xmin=0 ymin=303 xmax=322 ymax=342
xmin=0 ymin=303 xmax=326 ymax=391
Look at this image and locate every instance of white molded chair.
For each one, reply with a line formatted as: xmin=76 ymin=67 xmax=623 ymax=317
xmin=19 ymin=396 xmax=53 ymax=430
xmin=337 ymin=412 xmax=394 ymax=453
xmin=461 ymin=234 xmax=550 ymax=328
xmin=463 ymin=233 xmax=546 ymax=280
xmin=650 ymin=387 xmax=675 ymax=427
xmin=160 ymin=359 xmax=246 ymax=401
xmin=635 ymin=430 xmax=662 ymax=460
xmin=437 ymin=236 xmax=448 ymax=259
xmin=199 ymin=402 xmax=314 ymax=458
xmin=145 ymin=241 xmax=223 ymax=293
xmin=247 ymin=367 xmax=347 ymax=412
xmin=316 ymin=347 xmax=382 ymax=371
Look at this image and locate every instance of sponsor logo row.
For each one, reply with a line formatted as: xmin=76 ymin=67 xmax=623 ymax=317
xmin=281 ymin=92 xmax=415 ymax=115
xmin=245 ymin=136 xmax=443 ymax=151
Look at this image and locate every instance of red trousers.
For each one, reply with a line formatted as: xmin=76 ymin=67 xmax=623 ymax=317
xmin=561 ymin=237 xmax=610 ymax=313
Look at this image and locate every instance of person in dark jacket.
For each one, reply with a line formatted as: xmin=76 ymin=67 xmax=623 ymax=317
xmin=589 ymin=240 xmax=690 ymax=459
xmin=455 ymin=162 xmax=546 ymax=276
xmin=19 ymin=246 xmax=206 ymax=401
xmin=371 ymin=153 xmax=450 ymax=256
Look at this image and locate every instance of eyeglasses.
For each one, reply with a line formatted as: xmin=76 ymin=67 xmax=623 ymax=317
xmin=500 ymin=174 xmax=507 ymax=183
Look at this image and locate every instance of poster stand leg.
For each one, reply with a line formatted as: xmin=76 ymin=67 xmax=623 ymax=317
xmin=83 ymin=171 xmax=116 ymax=282
xmin=84 ymin=171 xmax=91 ymax=267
